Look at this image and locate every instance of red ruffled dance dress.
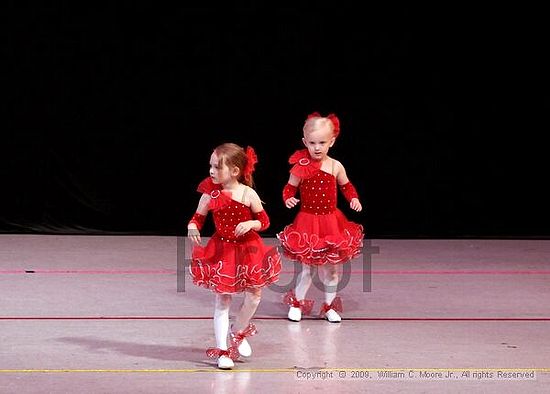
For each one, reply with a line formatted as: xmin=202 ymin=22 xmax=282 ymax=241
xmin=277 ymin=150 xmax=364 ymax=265
xmin=190 ymin=178 xmax=281 ymax=293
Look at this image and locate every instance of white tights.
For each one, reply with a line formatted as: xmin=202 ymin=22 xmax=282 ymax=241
xmin=295 ymin=265 xmax=339 ymax=305
xmin=214 ymin=289 xmax=262 ymax=349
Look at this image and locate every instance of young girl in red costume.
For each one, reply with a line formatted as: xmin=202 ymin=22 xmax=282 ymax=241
xmin=278 ymin=112 xmax=364 ymax=323
xmin=187 ymin=143 xmax=281 ymax=369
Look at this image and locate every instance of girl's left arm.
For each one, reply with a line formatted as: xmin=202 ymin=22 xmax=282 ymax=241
xmin=335 ymin=161 xmax=363 ymax=212
xmin=234 ymin=189 xmax=269 ymax=236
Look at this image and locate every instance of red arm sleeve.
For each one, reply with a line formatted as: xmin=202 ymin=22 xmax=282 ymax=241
xmin=253 ymin=210 xmax=270 ymax=231
xmin=282 ymin=183 xmax=298 ymax=203
xmin=339 ymin=182 xmax=359 ymax=202
xmin=188 ymin=212 xmax=206 ymax=230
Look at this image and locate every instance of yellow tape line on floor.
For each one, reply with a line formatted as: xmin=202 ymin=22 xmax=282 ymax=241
xmin=1 ymin=368 xmax=549 ymax=373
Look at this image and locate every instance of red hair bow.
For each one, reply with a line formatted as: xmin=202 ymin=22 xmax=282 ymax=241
xmin=244 ymin=146 xmax=258 ymax=182
xmin=327 ymin=113 xmax=340 ymax=137
xmin=306 ymin=112 xmax=340 ymax=137
xmin=306 ymin=111 xmax=321 ymax=119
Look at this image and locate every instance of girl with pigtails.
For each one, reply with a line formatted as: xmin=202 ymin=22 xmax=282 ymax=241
xmin=278 ymin=112 xmax=364 ymax=323
xmin=187 ymin=143 xmax=281 ymax=369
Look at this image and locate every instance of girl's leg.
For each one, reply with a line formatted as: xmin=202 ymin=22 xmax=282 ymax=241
xmin=213 ymin=293 xmax=234 ymax=368
xmin=214 ymin=294 xmax=232 ymax=350
xmin=232 ymin=288 xmax=262 ymax=357
xmin=234 ymin=288 xmax=262 ymax=331
xmin=320 ymin=265 xmax=338 ymax=305
xmin=320 ymin=265 xmax=341 ymax=322
xmin=295 ymin=264 xmax=312 ymax=300
xmin=288 ymin=265 xmax=312 ymax=322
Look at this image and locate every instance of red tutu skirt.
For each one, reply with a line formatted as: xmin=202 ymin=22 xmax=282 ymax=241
xmin=277 ymin=209 xmax=363 ymax=265
xmin=190 ymin=232 xmax=281 ymax=294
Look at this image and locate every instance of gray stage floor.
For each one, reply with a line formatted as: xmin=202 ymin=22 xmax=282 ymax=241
xmin=1 ymin=235 xmax=549 ymax=393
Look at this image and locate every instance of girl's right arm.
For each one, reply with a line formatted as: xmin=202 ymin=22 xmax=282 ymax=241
xmin=187 ymin=194 xmax=210 ymax=245
xmin=283 ymin=174 xmax=301 ymax=209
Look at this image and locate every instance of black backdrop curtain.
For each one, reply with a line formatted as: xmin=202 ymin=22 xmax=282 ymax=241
xmin=4 ymin=5 xmax=549 ymax=237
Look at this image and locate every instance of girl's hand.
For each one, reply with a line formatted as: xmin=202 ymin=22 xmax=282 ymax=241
xmin=187 ymin=227 xmax=202 ymax=245
xmin=234 ymin=220 xmax=256 ymax=237
xmin=285 ymin=197 xmax=300 ymax=209
xmin=350 ymin=198 xmax=362 ymax=212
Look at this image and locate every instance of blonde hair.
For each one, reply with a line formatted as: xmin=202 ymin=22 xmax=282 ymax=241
xmin=303 ymin=114 xmax=340 ymax=138
xmin=214 ymin=143 xmax=255 ymax=187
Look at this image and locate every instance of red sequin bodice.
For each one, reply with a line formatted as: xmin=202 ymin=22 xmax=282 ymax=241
xmin=299 ymin=170 xmax=337 ymax=215
xmin=212 ymin=202 xmax=254 ymax=242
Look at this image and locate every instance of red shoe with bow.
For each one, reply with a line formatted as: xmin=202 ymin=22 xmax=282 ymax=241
xmin=206 ymin=346 xmax=239 ymax=369
xmin=283 ymin=290 xmax=314 ymax=322
xmin=319 ymin=297 xmax=343 ymax=323
xmin=230 ymin=323 xmax=257 ymax=357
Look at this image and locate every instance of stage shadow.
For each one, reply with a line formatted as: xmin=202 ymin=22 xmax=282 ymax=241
xmin=56 ymin=336 xmax=205 ymax=362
